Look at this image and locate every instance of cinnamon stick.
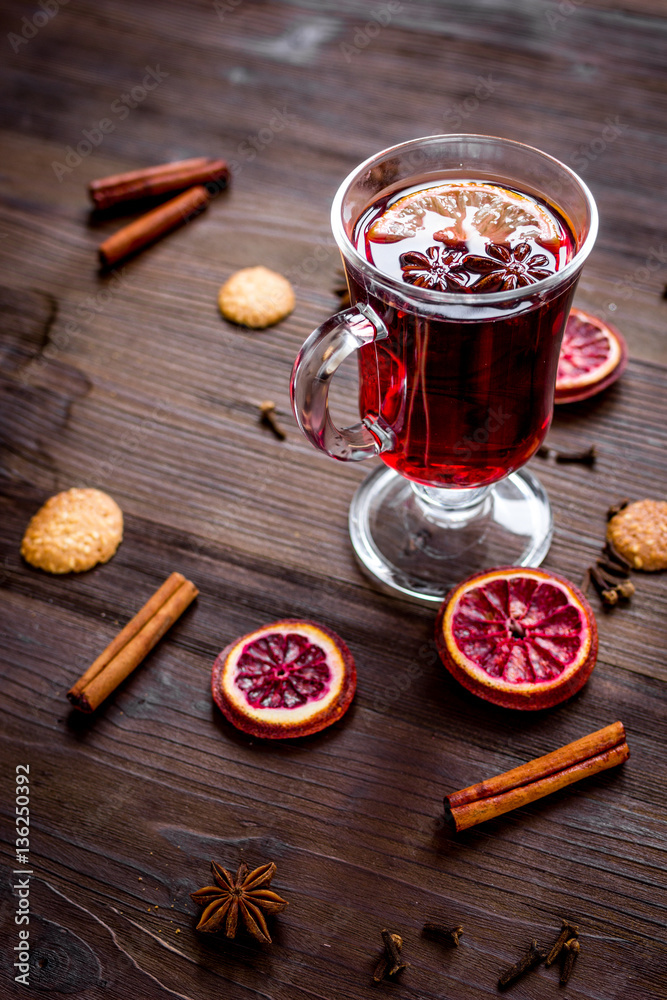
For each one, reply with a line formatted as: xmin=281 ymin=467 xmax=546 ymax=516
xmin=445 ymin=722 xmax=628 ymax=832
xmin=67 ymin=572 xmax=198 ymax=712
xmin=98 ymin=185 xmax=209 ymax=268
xmin=89 ymin=157 xmax=229 ymax=210
xmin=68 ymin=572 xmax=186 ymax=699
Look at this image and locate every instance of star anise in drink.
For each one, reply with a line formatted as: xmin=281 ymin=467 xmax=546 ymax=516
xmin=465 ymin=242 xmax=553 ymax=291
xmin=399 ymin=245 xmax=469 ymax=292
xmin=190 ymin=860 xmax=288 ymax=943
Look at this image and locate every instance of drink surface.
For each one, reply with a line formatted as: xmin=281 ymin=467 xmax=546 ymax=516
xmin=355 ymin=179 xmax=575 ymax=292
xmin=349 ymin=179 xmax=578 ymax=488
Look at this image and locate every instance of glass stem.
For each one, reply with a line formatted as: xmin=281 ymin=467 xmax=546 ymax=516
xmin=410 ymin=481 xmax=493 ymax=525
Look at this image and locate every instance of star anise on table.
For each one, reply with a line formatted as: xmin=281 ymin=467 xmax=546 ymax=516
xmin=399 ymin=245 xmax=469 ymax=292
xmin=190 ymin=861 xmax=288 ymax=943
xmin=465 ymin=241 xmax=553 ymax=291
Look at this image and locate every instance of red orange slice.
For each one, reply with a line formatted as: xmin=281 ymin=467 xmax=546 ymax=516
xmin=212 ymin=619 xmax=356 ymax=738
xmin=435 ymin=567 xmax=598 ymax=710
xmin=556 ymin=307 xmax=628 ymax=404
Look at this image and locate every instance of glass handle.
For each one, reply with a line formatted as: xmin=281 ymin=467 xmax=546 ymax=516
xmin=290 ymin=303 xmax=389 ymax=461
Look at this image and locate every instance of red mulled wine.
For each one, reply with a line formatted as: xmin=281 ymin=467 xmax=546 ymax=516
xmin=350 ymin=179 xmax=577 ymax=488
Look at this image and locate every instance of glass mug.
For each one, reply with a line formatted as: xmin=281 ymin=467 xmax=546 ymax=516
xmin=290 ymin=135 xmax=598 ymax=603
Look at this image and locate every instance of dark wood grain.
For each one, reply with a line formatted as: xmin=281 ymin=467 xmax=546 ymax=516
xmin=1 ymin=1 xmax=666 ymax=998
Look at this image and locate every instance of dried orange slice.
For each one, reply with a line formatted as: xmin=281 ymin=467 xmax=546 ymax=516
xmin=368 ymin=181 xmax=561 ymax=246
xmin=212 ymin=620 xmax=356 ymax=738
xmin=555 ymin=307 xmax=628 ymax=404
xmin=435 ymin=567 xmax=598 ymax=710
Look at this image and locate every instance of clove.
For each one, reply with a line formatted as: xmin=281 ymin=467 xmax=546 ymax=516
xmin=589 ymin=565 xmax=634 ymax=605
xmin=537 ymin=443 xmax=597 ymax=465
xmin=607 ymin=498 xmax=629 ymax=520
xmin=545 ymin=919 xmax=579 ymax=967
xmin=614 ymin=579 xmax=635 ymax=599
xmin=559 ymin=937 xmax=580 ymax=985
xmin=603 ymin=540 xmax=632 ymax=572
xmin=373 ymin=929 xmax=408 ymax=981
xmin=594 ymin=564 xmax=626 ymax=588
xmin=584 ymin=512 xmax=638 ymax=610
xmin=258 ymin=400 xmax=287 ymax=441
xmin=595 ymin=563 xmax=635 ymax=597
xmin=498 ymin=939 xmax=547 ymax=990
xmin=589 ymin=566 xmax=620 ymax=606
xmin=422 ymin=922 xmax=464 ymax=947
xmin=595 ymin=558 xmax=629 ymax=580
xmin=554 ymin=444 xmax=597 ymax=465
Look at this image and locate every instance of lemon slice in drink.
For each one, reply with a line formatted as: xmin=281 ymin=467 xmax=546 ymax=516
xmin=368 ymin=181 xmax=561 ymax=245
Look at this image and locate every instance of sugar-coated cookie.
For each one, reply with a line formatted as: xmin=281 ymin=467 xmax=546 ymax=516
xmin=218 ymin=266 xmax=295 ymax=329
xmin=21 ymin=488 xmax=123 ymax=573
xmin=607 ymin=499 xmax=667 ymax=571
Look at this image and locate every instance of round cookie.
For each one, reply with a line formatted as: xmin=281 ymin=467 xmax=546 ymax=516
xmin=21 ymin=488 xmax=123 ymax=574
xmin=607 ymin=499 xmax=667 ymax=571
xmin=218 ymin=266 xmax=295 ymax=329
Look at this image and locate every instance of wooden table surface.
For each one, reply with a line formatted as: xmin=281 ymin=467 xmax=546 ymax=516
xmin=1 ymin=2 xmax=666 ymax=998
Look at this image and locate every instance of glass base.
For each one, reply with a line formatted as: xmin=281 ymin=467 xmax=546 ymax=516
xmin=349 ymin=465 xmax=553 ymax=604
